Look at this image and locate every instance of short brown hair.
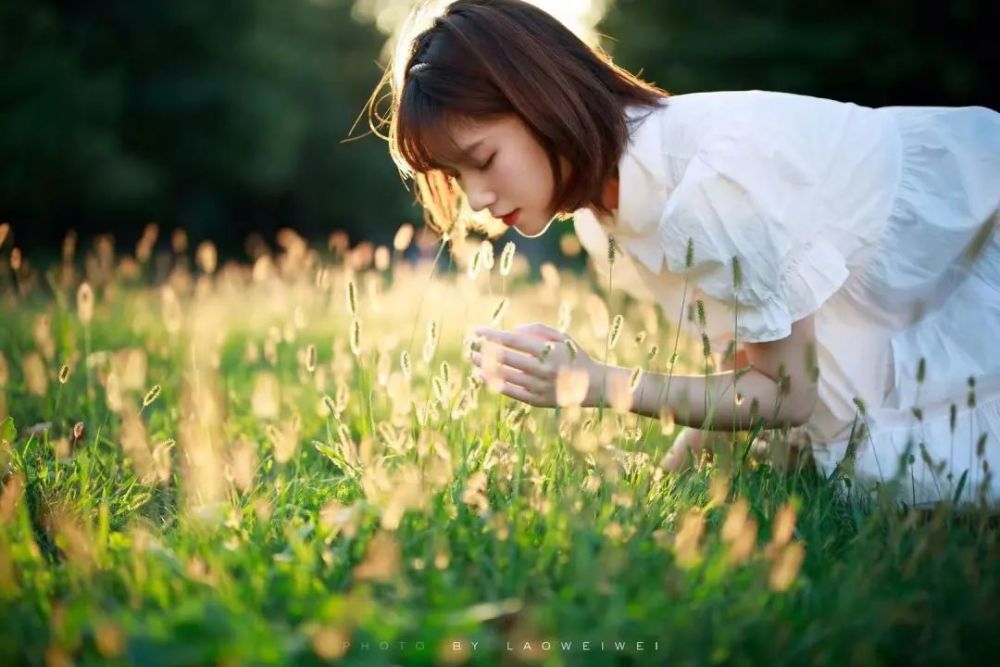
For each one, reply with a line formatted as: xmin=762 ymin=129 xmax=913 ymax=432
xmin=366 ymin=0 xmax=669 ymax=237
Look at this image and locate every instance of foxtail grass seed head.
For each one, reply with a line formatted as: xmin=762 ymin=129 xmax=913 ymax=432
xmin=491 ymin=298 xmax=508 ymax=325
xmin=685 ymin=238 xmax=695 ymax=269
xmin=701 ymin=334 xmax=712 ymax=359
xmin=306 ymin=344 xmax=317 ymax=373
xmin=346 ymin=281 xmax=357 ymax=316
xmin=629 ymin=366 xmax=643 ymax=392
xmin=350 ymin=319 xmax=361 ymax=356
xmin=911 ymin=406 xmax=924 ymax=422
xmin=423 ymin=320 xmax=438 ymax=364
xmin=500 ymin=241 xmax=516 ymax=276
xmin=400 ymin=350 xmax=412 ymax=380
xmin=769 ymin=541 xmax=805 ymax=591
xmin=557 ymin=302 xmax=572 ymax=332
xmin=968 ymin=376 xmax=976 ymax=408
xmin=674 ymin=508 xmax=705 ymax=568
xmin=977 ymin=433 xmax=987 ymax=458
xmin=916 ymin=357 xmax=926 ymax=384
xmin=538 ymin=343 xmax=554 ymax=363
xmin=393 ymin=223 xmax=414 ymax=252
xmin=555 ymin=368 xmax=589 ymax=407
xmin=607 ymin=235 xmax=617 ymax=265
xmin=196 ymin=241 xmax=217 ymax=274
xmin=58 ymin=365 xmax=70 ymax=384
xmin=731 ymin=256 xmax=743 ymax=290
xmin=771 ymin=502 xmax=797 ymax=548
xmin=608 ymin=314 xmax=624 ymax=349
xmin=72 ymin=421 xmax=85 ymax=442
xmin=647 ymin=344 xmax=659 ymax=362
xmin=142 ymin=384 xmax=161 ymax=408
xmin=565 ymin=340 xmax=578 ymax=362
xmin=322 ymin=394 xmax=337 ymax=416
xmin=468 ymin=247 xmax=482 ymax=279
xmin=480 ymin=240 xmax=495 ymax=271
xmin=852 ymin=396 xmax=867 ymax=416
xmin=949 ymin=403 xmax=957 ymax=432
xmin=696 ymin=300 xmax=706 ymax=328
xmin=77 ymin=282 xmax=95 ymax=325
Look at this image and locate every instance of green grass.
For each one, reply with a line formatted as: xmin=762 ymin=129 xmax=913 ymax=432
xmin=0 ymin=237 xmax=998 ymax=666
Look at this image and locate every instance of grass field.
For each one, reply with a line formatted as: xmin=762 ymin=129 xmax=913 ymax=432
xmin=1 ymin=226 xmax=998 ymax=666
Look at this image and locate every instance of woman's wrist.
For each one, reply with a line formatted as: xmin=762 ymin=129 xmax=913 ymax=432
xmin=584 ymin=362 xmax=615 ymax=409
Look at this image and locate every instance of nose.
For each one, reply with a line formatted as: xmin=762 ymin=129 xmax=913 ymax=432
xmin=462 ymin=175 xmax=496 ymax=213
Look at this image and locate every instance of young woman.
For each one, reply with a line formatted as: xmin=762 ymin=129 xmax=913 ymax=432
xmin=369 ymin=0 xmax=1000 ymax=506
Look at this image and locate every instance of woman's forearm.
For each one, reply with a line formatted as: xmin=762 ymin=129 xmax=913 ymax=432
xmin=586 ymin=363 xmax=809 ymax=430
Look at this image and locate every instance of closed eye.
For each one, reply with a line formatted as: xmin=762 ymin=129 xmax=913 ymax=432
xmin=478 ymin=153 xmax=496 ymax=171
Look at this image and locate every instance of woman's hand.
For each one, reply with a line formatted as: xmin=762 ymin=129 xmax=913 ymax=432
xmin=469 ymin=323 xmax=600 ymax=408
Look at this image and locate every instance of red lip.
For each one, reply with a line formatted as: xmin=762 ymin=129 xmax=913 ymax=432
xmin=500 ymin=209 xmax=521 ymax=226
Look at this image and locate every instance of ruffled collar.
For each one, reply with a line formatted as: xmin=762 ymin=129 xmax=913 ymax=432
xmin=595 ymin=100 xmax=671 ymax=274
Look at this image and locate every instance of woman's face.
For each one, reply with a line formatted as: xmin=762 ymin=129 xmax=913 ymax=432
xmin=426 ymin=114 xmax=567 ymax=238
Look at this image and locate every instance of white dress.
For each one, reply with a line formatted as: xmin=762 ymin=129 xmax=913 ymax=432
xmin=573 ymin=90 xmax=1000 ymax=506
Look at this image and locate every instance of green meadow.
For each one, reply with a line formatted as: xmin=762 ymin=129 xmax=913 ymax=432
xmin=0 ymin=225 xmax=998 ymax=666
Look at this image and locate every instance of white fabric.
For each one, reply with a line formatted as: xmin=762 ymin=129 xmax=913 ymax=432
xmin=574 ymin=90 xmax=1000 ymax=505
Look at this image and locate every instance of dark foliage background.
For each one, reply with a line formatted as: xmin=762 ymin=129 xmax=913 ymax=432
xmin=1 ymin=0 xmax=996 ymax=256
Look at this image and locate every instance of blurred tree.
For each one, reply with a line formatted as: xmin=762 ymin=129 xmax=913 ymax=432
xmin=600 ymin=0 xmax=998 ymax=109
xmin=0 ymin=0 xmax=414 ymax=254
xmin=0 ymin=0 xmax=995 ymax=256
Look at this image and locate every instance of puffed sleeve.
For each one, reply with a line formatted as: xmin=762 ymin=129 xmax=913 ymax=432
xmin=657 ymin=115 xmax=850 ymax=343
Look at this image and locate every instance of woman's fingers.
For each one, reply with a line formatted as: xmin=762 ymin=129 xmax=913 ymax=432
xmin=513 ymin=322 xmax=566 ymax=342
xmin=473 ymin=327 xmax=547 ymax=356
xmin=475 ymin=363 xmax=546 ymax=393
xmin=471 ymin=348 xmax=541 ymax=374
